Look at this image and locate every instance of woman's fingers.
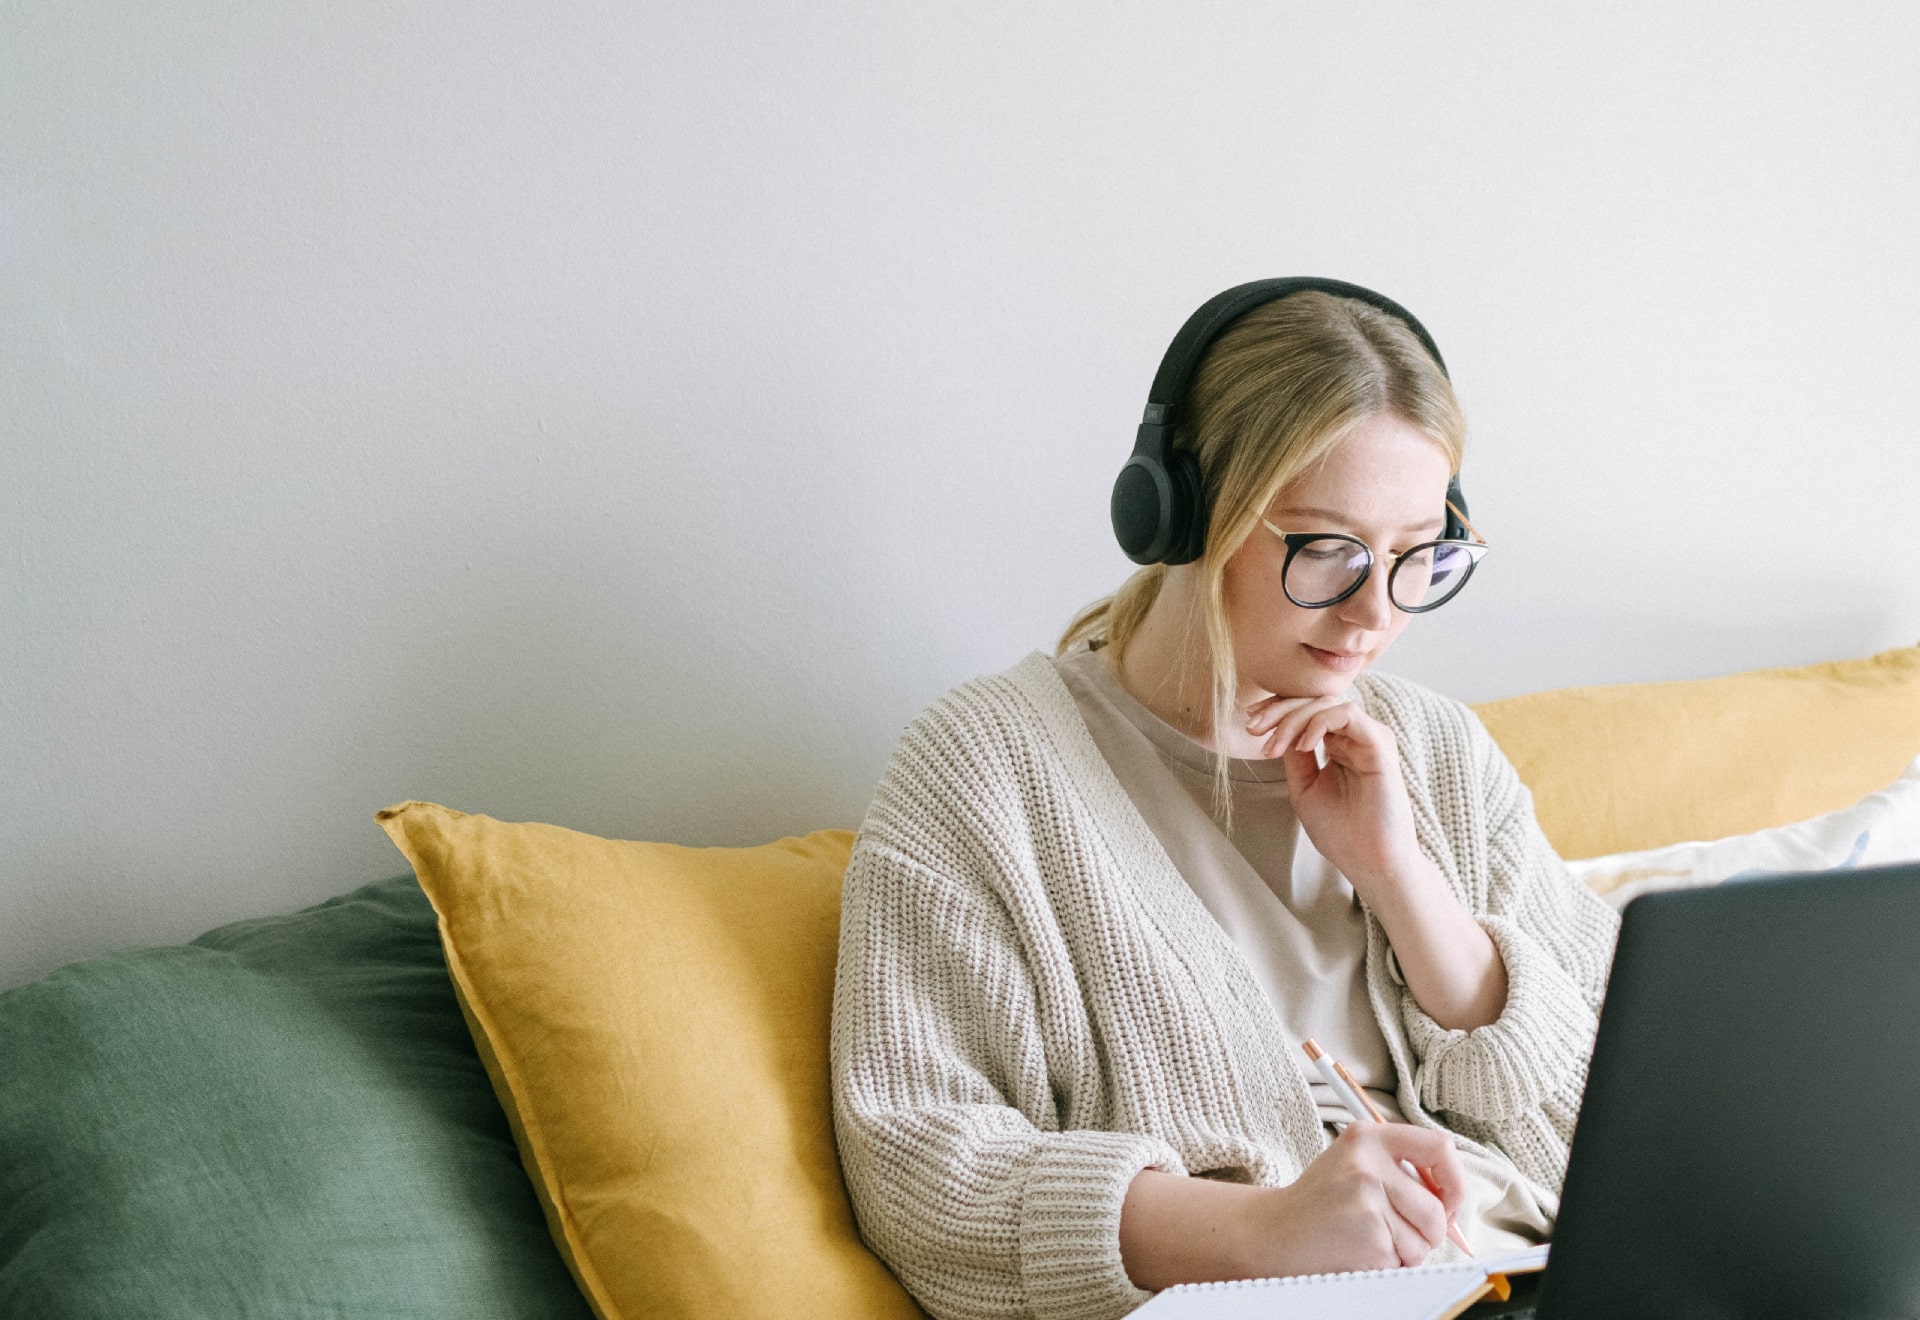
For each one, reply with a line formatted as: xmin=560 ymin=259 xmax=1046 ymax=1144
xmin=1245 ymin=692 xmax=1312 ymax=717
xmin=1246 ymin=694 xmax=1329 ymax=735
xmin=1380 ymin=1168 xmax=1448 ymax=1266
xmin=1288 ymin=704 xmax=1358 ymax=754
xmin=1257 ymin=710 xmax=1312 ymax=758
xmin=1274 ymin=705 xmax=1377 ymax=768
xmin=1289 ymin=706 xmax=1396 ymax=772
xmin=1371 ymin=1125 xmax=1468 ymax=1219
xmin=1249 ymin=695 xmax=1347 ymax=753
xmin=1262 ymin=721 xmax=1304 ymax=759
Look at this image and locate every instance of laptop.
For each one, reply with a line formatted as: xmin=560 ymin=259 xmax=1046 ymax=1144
xmin=1482 ymin=860 xmax=1920 ymax=1319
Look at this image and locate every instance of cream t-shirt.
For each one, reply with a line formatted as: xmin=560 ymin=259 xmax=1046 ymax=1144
xmin=1051 ymin=640 xmax=1553 ymax=1253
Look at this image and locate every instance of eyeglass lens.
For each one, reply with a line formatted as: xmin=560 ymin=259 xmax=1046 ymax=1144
xmin=1286 ymin=537 xmax=1477 ymax=611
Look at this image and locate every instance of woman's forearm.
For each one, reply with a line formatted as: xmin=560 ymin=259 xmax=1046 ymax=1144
xmin=1364 ymin=854 xmax=1508 ymax=1030
xmin=1121 ymin=1126 xmax=1470 ymax=1289
xmin=1118 ymin=1169 xmax=1268 ymax=1291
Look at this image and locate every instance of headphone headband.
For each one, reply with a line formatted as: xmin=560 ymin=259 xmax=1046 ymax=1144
xmin=1111 ymin=277 xmax=1465 ymax=566
xmin=1144 ymin=277 xmax=1449 ymax=421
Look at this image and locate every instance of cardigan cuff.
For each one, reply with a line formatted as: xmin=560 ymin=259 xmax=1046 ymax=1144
xmin=1402 ymin=914 xmax=1598 ymax=1123
xmin=1017 ymin=1130 xmax=1188 ymax=1320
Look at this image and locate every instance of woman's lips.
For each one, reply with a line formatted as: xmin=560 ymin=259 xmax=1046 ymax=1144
xmin=1303 ymin=644 xmax=1368 ymax=672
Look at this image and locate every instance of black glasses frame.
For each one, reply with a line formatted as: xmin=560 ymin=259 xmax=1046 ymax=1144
xmin=1259 ymin=518 xmax=1490 ymax=614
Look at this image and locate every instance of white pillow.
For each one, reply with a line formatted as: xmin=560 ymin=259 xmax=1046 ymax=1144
xmin=1566 ymin=755 xmax=1920 ymax=911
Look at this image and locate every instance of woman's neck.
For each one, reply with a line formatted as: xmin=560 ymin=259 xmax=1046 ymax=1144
xmin=1105 ymin=568 xmax=1270 ymax=760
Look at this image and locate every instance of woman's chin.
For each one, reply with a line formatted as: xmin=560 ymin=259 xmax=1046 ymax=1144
xmin=1251 ymin=663 xmax=1357 ymax=703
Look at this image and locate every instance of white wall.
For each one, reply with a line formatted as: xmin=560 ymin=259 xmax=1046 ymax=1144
xmin=5 ymin=3 xmax=1918 ymax=990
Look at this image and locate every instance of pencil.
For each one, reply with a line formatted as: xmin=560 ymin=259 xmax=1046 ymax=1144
xmin=1302 ymin=1038 xmax=1475 ymax=1258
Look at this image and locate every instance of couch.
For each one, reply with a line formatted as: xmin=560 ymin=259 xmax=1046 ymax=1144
xmin=3 ymin=644 xmax=1917 ymax=1319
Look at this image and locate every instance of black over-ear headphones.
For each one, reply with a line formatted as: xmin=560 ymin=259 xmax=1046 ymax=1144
xmin=1110 ymin=277 xmax=1470 ymax=566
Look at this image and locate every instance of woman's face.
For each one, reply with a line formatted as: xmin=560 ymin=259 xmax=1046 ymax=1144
xmin=1222 ymin=412 xmax=1456 ymax=705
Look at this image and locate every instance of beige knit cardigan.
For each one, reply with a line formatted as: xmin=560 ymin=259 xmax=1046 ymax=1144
xmin=830 ymin=651 xmax=1621 ymax=1320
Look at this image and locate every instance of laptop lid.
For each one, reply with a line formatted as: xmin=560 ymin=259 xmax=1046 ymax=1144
xmin=1538 ymin=861 xmax=1920 ymax=1320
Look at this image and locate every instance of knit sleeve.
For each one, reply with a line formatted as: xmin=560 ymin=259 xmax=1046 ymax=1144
xmin=1397 ymin=710 xmax=1621 ymax=1132
xmin=831 ymin=835 xmax=1187 ymax=1320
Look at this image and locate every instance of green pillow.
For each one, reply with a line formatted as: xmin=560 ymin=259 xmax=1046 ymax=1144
xmin=0 ymin=874 xmax=593 ymax=1319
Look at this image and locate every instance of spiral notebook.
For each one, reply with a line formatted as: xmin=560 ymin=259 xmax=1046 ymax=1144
xmin=1131 ymin=1246 xmax=1549 ymax=1320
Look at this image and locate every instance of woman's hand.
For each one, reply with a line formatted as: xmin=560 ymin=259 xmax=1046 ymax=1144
xmin=1243 ymin=694 xmax=1420 ymax=896
xmin=1252 ymin=1123 xmax=1469 ymax=1276
xmin=1119 ymin=1124 xmax=1468 ymax=1290
xmin=1243 ymin=693 xmax=1511 ymax=1031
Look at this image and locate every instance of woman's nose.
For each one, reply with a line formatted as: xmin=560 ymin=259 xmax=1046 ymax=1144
xmin=1337 ymin=563 xmax=1395 ymax=631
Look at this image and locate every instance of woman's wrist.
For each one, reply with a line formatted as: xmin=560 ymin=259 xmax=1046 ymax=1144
xmin=1118 ymin=1168 xmax=1282 ymax=1291
xmin=1347 ymin=849 xmax=1451 ymax=928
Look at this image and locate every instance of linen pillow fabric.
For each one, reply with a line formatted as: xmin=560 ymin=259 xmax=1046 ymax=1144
xmin=374 ymin=801 xmax=927 ymax=1320
xmin=0 ymin=874 xmax=594 ymax=1320
xmin=1471 ymin=642 xmax=1920 ymax=860
xmin=1566 ymin=755 xmax=1920 ymax=909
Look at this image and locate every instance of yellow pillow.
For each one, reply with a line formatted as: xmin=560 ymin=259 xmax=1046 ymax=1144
xmin=1471 ymin=643 xmax=1920 ymax=861
xmin=374 ymin=802 xmax=925 ymax=1320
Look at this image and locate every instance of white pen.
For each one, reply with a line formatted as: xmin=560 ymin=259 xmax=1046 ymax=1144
xmin=1303 ymin=1037 xmax=1475 ymax=1258
xmin=1304 ymin=1036 xmax=1374 ymax=1119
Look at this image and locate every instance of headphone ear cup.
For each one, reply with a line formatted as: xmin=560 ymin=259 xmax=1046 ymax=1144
xmin=1111 ymin=455 xmax=1174 ymax=564
xmin=1162 ymin=447 xmax=1208 ymax=565
xmin=1110 ymin=445 xmax=1208 ymax=565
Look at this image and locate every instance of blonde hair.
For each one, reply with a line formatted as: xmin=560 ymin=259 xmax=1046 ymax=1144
xmin=1056 ymin=291 xmax=1466 ymax=832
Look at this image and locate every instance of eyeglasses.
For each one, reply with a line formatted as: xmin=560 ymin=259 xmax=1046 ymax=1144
xmin=1259 ymin=503 xmax=1490 ymax=613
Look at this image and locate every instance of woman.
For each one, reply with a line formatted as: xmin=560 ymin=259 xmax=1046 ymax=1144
xmin=829 ymin=282 xmax=1621 ymax=1320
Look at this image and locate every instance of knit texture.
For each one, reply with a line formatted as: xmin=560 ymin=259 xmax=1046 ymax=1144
xmin=830 ymin=651 xmax=1621 ymax=1320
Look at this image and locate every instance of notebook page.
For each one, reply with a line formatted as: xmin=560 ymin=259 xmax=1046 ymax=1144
xmin=1133 ymin=1257 xmax=1512 ymax=1320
